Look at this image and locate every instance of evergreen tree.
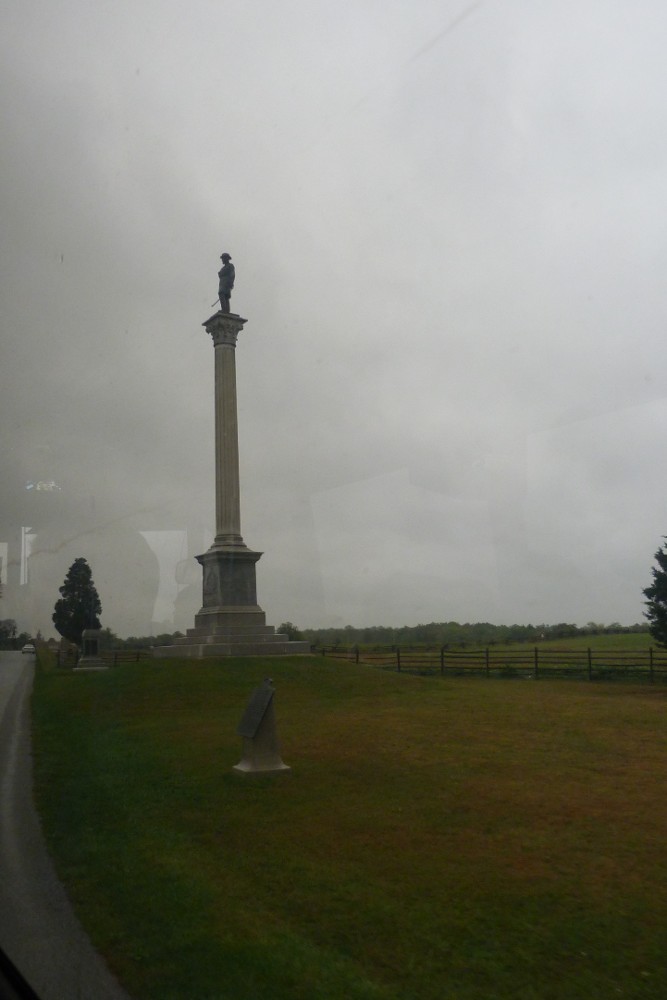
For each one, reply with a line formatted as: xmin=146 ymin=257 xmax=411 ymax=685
xmin=52 ymin=557 xmax=102 ymax=645
xmin=643 ymin=539 xmax=667 ymax=647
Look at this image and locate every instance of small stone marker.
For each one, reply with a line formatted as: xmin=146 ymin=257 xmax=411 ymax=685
xmin=233 ymin=678 xmax=290 ymax=776
xmin=74 ymin=629 xmax=107 ymax=671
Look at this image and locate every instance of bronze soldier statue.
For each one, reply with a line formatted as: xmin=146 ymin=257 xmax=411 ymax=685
xmin=217 ymin=253 xmax=235 ymax=313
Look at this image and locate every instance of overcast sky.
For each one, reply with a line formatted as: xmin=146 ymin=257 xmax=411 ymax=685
xmin=2 ymin=0 xmax=667 ymax=637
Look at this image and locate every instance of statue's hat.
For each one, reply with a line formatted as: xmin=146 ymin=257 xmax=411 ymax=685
xmin=220 ymin=252 xmax=232 ymax=260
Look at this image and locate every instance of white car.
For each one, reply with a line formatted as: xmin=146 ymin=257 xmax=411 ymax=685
xmin=21 ymin=643 xmax=36 ymax=655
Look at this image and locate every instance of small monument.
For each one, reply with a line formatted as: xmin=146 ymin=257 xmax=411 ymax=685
xmin=233 ymin=678 xmax=291 ymax=776
xmin=74 ymin=629 xmax=107 ymax=671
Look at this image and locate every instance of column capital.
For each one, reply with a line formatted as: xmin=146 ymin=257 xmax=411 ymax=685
xmin=202 ymin=311 xmax=248 ymax=347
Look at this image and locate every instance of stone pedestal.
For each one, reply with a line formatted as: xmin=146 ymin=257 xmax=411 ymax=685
xmin=199 ymin=545 xmax=262 ymax=609
xmin=155 ymin=310 xmax=309 ymax=659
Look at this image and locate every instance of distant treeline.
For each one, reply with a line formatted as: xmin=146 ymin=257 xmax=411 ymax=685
xmin=99 ymin=621 xmax=649 ymax=651
xmin=0 ymin=619 xmax=32 ymax=649
xmin=96 ymin=629 xmax=184 ymax=649
xmin=298 ymin=621 xmax=649 ymax=649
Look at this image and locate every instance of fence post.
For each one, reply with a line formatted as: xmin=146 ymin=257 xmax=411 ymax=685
xmin=649 ymin=646 xmax=654 ymax=684
xmin=354 ymin=645 xmax=359 ymax=664
xmin=397 ymin=648 xmax=401 ymax=672
xmin=485 ymin=647 xmax=490 ymax=677
xmin=534 ymin=646 xmax=539 ymax=680
xmin=114 ymin=652 xmax=118 ymax=667
xmin=440 ymin=646 xmax=445 ymax=675
xmin=587 ymin=647 xmax=592 ymax=681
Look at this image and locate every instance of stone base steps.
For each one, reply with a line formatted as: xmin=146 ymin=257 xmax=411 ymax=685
xmin=178 ymin=624 xmax=279 ymax=641
xmin=154 ymin=638 xmax=310 ymax=658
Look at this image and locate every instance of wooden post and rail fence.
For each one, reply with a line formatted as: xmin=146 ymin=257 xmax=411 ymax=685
xmin=48 ymin=642 xmax=667 ymax=682
xmin=317 ymin=644 xmax=667 ymax=683
xmin=54 ymin=648 xmax=155 ymax=668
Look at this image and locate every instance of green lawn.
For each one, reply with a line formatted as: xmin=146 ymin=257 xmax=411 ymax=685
xmin=32 ymin=654 xmax=667 ymax=999
xmin=501 ymin=632 xmax=655 ymax=652
xmin=354 ymin=633 xmax=656 ymax=656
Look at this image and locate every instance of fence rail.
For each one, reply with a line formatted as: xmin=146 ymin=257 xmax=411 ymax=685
xmin=55 ymin=648 xmax=154 ymax=667
xmin=317 ymin=645 xmax=667 ymax=682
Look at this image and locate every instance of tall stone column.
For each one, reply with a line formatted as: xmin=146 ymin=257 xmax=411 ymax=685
xmin=155 ymin=304 xmax=310 ymax=657
xmin=154 ymin=257 xmax=310 ymax=658
xmin=210 ymin=311 xmax=246 ymax=548
xmin=195 ymin=311 xmax=263 ymax=623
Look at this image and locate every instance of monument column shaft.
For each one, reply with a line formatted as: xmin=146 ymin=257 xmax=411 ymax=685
xmin=214 ymin=340 xmax=242 ymax=544
xmin=152 ymin=294 xmax=310 ymax=655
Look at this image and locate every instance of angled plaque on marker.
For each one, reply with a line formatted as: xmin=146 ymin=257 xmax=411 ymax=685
xmin=237 ymin=679 xmax=274 ymax=738
xmin=233 ymin=679 xmax=291 ymax=775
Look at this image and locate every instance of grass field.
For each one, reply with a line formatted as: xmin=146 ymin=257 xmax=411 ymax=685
xmin=333 ymin=633 xmax=656 ymax=654
xmin=325 ymin=632 xmax=667 ymax=682
xmin=32 ymin=654 xmax=667 ymax=1000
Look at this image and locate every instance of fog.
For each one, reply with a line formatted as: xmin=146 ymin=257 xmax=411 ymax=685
xmin=2 ymin=0 xmax=666 ymax=637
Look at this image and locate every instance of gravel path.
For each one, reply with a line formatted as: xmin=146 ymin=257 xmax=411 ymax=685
xmin=0 ymin=652 xmax=132 ymax=1000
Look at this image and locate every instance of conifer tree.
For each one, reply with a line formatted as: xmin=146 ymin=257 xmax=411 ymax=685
xmin=52 ymin=557 xmax=102 ymax=645
xmin=643 ymin=539 xmax=667 ymax=647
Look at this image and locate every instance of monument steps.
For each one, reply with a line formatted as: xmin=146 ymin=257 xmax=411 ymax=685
xmin=157 ymin=639 xmax=310 ymax=658
xmin=181 ymin=624 xmax=278 ymax=640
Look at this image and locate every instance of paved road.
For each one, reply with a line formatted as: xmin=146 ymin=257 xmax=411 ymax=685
xmin=0 ymin=652 xmax=132 ymax=1000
